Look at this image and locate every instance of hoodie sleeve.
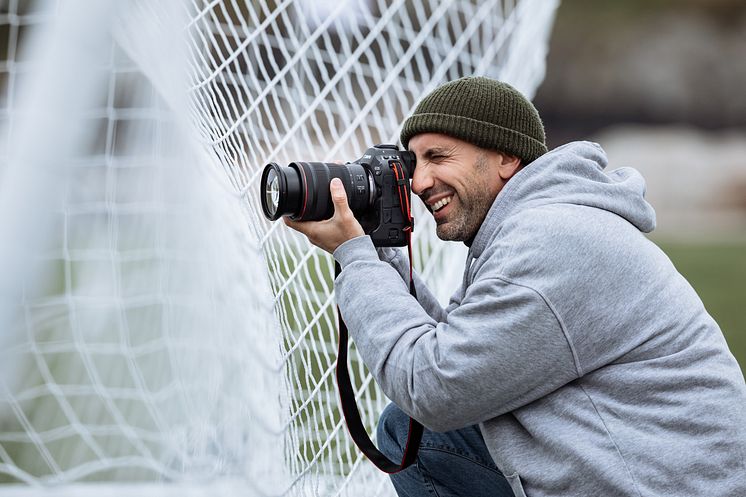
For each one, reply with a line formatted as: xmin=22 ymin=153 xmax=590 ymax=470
xmin=333 ymin=235 xmax=580 ymax=432
xmin=374 ymin=246 xmax=448 ymax=323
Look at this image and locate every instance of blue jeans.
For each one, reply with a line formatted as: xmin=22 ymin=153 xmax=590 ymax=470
xmin=376 ymin=403 xmax=515 ymax=497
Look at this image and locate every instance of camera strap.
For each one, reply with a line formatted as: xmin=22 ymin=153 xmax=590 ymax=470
xmin=333 ymin=161 xmax=423 ymax=474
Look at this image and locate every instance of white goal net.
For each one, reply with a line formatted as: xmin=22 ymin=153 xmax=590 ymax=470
xmin=0 ymin=0 xmax=558 ymax=495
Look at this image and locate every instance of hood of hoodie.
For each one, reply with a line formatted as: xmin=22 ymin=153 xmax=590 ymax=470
xmin=469 ymin=141 xmax=656 ymax=259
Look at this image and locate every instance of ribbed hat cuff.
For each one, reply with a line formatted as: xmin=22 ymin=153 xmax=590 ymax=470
xmin=401 ymin=113 xmax=548 ymax=164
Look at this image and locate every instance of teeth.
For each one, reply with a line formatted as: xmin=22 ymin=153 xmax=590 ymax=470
xmin=432 ymin=196 xmax=452 ymax=212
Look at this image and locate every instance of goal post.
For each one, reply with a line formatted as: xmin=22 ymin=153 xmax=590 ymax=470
xmin=0 ymin=0 xmax=559 ymax=495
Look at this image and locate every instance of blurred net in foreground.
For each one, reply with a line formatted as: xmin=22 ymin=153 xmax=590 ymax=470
xmin=0 ymin=0 xmax=558 ymax=495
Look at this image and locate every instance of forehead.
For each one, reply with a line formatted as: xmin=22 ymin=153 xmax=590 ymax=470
xmin=408 ymin=133 xmax=467 ymax=153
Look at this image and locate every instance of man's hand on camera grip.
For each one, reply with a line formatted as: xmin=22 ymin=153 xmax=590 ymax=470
xmin=284 ymin=178 xmax=365 ymax=254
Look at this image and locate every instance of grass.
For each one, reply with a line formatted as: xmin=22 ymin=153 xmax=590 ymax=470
xmin=656 ymin=239 xmax=746 ymax=373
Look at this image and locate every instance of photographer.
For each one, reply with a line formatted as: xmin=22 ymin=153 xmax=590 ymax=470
xmin=284 ymin=77 xmax=746 ymax=497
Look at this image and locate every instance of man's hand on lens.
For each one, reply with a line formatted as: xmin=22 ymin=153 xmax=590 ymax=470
xmin=284 ymin=178 xmax=365 ymax=254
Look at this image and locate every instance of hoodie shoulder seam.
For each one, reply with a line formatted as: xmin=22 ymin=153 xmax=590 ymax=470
xmin=484 ymin=274 xmax=584 ymax=377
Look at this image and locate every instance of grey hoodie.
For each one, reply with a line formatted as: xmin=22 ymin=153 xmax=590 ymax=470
xmin=333 ymin=141 xmax=746 ymax=497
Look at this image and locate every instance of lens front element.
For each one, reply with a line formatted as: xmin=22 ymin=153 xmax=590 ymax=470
xmin=265 ymin=169 xmax=280 ymax=217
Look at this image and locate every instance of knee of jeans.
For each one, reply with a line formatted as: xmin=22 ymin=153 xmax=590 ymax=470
xmin=376 ymin=402 xmax=411 ymax=459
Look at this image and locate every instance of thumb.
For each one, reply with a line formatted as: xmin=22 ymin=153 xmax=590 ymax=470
xmin=330 ymin=178 xmax=349 ymax=211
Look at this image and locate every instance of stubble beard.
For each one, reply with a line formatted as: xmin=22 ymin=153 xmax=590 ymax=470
xmin=436 ymin=153 xmax=495 ymax=242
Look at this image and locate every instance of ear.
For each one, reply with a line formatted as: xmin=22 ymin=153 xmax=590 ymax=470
xmin=496 ymin=152 xmax=522 ymax=181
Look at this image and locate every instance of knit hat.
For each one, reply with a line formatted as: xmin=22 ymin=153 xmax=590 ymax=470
xmin=400 ymin=77 xmax=547 ymax=164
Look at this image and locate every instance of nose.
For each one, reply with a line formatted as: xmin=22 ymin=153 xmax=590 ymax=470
xmin=411 ymin=163 xmax=433 ymax=196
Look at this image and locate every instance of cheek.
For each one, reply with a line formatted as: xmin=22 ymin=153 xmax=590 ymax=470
xmin=438 ymin=171 xmax=463 ymax=191
xmin=459 ymin=174 xmax=492 ymax=203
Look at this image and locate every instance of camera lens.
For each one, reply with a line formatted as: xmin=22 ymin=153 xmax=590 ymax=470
xmin=259 ymin=161 xmax=375 ymax=221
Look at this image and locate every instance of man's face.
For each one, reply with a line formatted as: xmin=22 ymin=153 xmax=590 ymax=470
xmin=408 ymin=133 xmax=515 ymax=242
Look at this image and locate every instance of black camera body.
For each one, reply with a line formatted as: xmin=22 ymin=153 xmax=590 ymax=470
xmin=351 ymin=144 xmax=416 ymax=247
xmin=260 ymin=144 xmax=416 ymax=247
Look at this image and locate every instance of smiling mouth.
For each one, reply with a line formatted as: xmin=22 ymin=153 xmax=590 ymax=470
xmin=432 ymin=196 xmax=452 ymax=212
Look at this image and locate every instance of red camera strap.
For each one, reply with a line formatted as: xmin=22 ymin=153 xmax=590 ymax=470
xmin=333 ymin=161 xmax=422 ymax=473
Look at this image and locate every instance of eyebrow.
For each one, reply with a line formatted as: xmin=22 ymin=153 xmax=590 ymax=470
xmin=421 ymin=147 xmax=453 ymax=160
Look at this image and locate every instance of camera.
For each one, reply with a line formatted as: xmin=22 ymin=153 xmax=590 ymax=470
xmin=260 ymin=144 xmax=416 ymax=247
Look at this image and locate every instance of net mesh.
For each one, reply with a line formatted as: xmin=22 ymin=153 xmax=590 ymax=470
xmin=0 ymin=0 xmax=558 ymax=494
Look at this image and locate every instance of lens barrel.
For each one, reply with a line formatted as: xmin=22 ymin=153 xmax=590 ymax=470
xmin=260 ymin=161 xmax=375 ymax=221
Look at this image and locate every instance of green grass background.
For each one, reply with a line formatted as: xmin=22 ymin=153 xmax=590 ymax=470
xmin=657 ymin=239 xmax=746 ymax=373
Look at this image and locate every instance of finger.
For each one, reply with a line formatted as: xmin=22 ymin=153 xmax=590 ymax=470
xmin=330 ymin=178 xmax=350 ymax=214
xmin=283 ymin=216 xmax=301 ymax=230
xmin=283 ymin=216 xmax=317 ymax=242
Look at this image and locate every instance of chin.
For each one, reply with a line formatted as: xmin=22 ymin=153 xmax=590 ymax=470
xmin=435 ymin=225 xmax=463 ymax=242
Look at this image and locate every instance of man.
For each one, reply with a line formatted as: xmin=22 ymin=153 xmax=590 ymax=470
xmin=285 ymin=77 xmax=746 ymax=497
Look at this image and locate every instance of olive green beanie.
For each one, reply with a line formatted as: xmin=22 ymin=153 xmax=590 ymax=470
xmin=400 ymin=77 xmax=548 ymax=164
